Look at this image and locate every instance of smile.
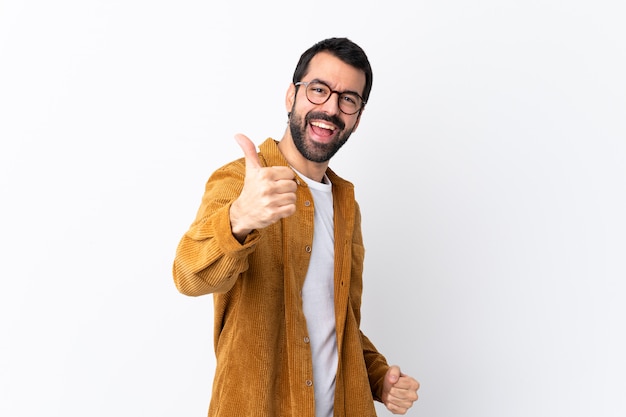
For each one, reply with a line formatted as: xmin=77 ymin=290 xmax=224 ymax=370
xmin=310 ymin=121 xmax=336 ymax=131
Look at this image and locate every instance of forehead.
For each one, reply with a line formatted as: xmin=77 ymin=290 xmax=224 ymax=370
xmin=303 ymin=51 xmax=366 ymax=94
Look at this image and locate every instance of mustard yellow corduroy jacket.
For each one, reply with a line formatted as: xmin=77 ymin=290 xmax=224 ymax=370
xmin=173 ymin=138 xmax=390 ymax=417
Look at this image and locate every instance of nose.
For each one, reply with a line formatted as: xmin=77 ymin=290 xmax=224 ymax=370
xmin=319 ymin=91 xmax=342 ymax=115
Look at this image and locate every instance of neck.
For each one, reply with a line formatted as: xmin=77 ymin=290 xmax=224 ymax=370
xmin=277 ymin=130 xmax=329 ymax=183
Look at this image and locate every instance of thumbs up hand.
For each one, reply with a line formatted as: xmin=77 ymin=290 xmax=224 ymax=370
xmin=230 ymin=134 xmax=297 ymax=242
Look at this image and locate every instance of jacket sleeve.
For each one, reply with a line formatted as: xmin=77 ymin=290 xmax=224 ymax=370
xmin=172 ymin=159 xmax=260 ymax=296
xmin=350 ymin=202 xmax=391 ymax=401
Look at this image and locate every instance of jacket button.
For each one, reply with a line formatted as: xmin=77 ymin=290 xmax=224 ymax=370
xmin=305 ymin=245 xmax=312 ymax=253
xmin=304 ymin=200 xmax=311 ymax=206
xmin=304 ymin=336 xmax=310 ymax=343
xmin=305 ymin=380 xmax=313 ymax=387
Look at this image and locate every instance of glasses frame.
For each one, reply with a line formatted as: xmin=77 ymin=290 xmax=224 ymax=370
xmin=294 ymin=80 xmax=366 ymax=115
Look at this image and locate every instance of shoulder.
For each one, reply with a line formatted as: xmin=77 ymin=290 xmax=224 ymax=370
xmin=325 ymin=167 xmax=354 ymax=190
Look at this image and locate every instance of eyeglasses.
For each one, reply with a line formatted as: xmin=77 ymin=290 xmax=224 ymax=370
xmin=294 ymin=81 xmax=366 ymax=115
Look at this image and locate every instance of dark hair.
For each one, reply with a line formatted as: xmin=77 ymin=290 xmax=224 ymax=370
xmin=292 ymin=37 xmax=373 ymax=104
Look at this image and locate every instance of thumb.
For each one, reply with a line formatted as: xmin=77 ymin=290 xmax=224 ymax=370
xmin=234 ymin=133 xmax=262 ymax=169
xmin=387 ymin=366 xmax=401 ymax=384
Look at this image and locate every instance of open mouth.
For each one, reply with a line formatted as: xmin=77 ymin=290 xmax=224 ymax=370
xmin=310 ymin=120 xmax=336 ymax=139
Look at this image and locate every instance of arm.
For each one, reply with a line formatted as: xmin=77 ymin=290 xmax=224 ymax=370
xmin=173 ymin=161 xmax=260 ymax=296
xmin=173 ymin=134 xmax=297 ymax=296
xmin=350 ymin=203 xmax=420 ymax=414
xmin=346 ymin=203 xmax=391 ymax=398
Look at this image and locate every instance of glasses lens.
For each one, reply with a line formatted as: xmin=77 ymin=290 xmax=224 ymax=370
xmin=305 ymin=82 xmax=330 ymax=105
xmin=338 ymin=93 xmax=361 ymax=115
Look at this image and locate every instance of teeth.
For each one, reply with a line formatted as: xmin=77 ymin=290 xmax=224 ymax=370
xmin=311 ymin=121 xmax=335 ymax=131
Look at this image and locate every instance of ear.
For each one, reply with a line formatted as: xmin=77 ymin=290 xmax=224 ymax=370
xmin=285 ymin=82 xmax=296 ymax=113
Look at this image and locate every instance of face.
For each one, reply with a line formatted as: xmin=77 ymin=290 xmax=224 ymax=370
xmin=287 ymin=52 xmax=366 ymax=163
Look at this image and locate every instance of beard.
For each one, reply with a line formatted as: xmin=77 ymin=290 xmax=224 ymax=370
xmin=288 ymin=109 xmax=355 ymax=163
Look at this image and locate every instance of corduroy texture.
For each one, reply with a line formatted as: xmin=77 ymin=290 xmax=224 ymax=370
xmin=173 ymin=138 xmax=390 ymax=417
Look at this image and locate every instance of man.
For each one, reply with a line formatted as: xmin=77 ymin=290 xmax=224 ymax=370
xmin=173 ymin=37 xmax=420 ymax=416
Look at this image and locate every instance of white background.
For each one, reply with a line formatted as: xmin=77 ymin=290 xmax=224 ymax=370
xmin=1 ymin=1 xmax=625 ymax=416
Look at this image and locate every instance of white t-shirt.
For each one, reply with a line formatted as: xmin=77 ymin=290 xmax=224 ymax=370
xmin=296 ymin=170 xmax=337 ymax=417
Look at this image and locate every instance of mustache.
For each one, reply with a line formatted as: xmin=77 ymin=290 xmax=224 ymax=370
xmin=305 ymin=111 xmax=345 ymax=131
